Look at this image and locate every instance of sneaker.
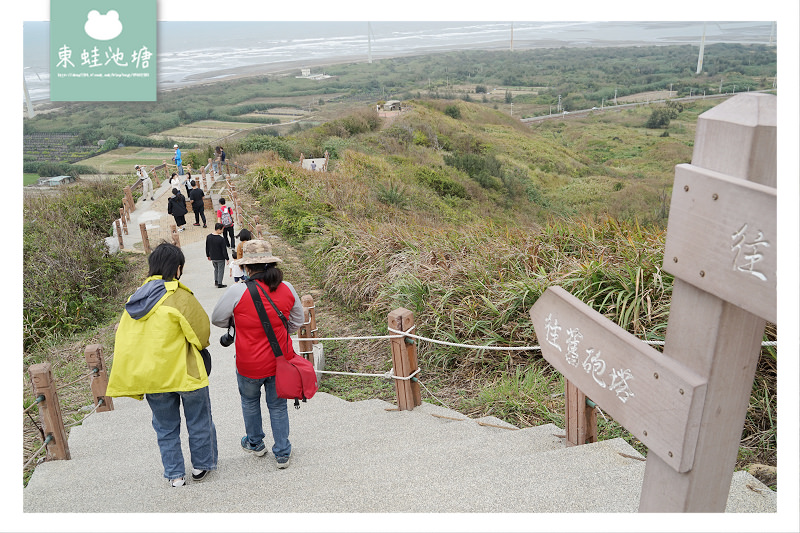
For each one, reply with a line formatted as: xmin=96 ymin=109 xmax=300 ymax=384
xmin=203 ymin=225 xmax=207 ymax=228
xmin=193 ymin=223 xmax=201 ymax=226
xmin=241 ymin=436 xmax=266 ymax=457
xmin=151 ymin=197 xmax=155 ymax=201
xmin=170 ymin=477 xmax=185 ymax=487
xmin=142 ymin=198 xmax=147 ymax=201
xmin=276 ymin=456 xmax=291 ymax=469
xmin=217 ymin=283 xmax=227 ymax=288
xmin=178 ymin=227 xmax=185 ymax=232
xmin=191 ymin=468 xmax=210 ymax=482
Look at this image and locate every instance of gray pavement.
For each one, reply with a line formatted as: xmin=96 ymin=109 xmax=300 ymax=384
xmin=22 ymin=180 xmax=778 ymax=520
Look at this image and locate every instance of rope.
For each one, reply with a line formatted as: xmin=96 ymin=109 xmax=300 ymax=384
xmin=55 ymin=368 xmax=98 ymax=391
xmin=387 ymin=327 xmax=539 ymax=351
xmin=417 ymin=379 xmax=452 ymax=410
xmin=64 ymin=399 xmax=104 ymax=428
xmin=22 ymin=395 xmax=45 ymax=415
xmin=23 ymin=435 xmax=53 ymax=469
xmin=299 ymin=334 xmax=403 ymax=342
xmin=316 ymin=368 xmax=420 ymax=381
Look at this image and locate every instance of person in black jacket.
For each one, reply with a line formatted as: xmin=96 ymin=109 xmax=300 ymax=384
xmin=205 ymin=223 xmax=229 ymax=288
xmin=167 ymin=188 xmax=189 ymax=232
xmin=188 ymin=180 xmax=207 ymax=228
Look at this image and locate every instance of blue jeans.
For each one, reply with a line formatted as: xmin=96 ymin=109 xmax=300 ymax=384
xmin=145 ymin=387 xmax=218 ymax=479
xmin=236 ymin=372 xmax=291 ymax=458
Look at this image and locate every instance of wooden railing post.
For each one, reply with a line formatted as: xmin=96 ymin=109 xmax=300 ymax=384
xmin=564 ymin=379 xmax=597 ymax=447
xmin=123 ymin=186 xmax=135 ymax=212
xmin=255 ymin=224 xmax=264 ymax=239
xmin=84 ymin=344 xmax=114 ymax=412
xmin=29 ymin=363 xmax=70 ymax=461
xmin=118 ymin=208 xmax=128 ymax=235
xmin=151 ymin=166 xmax=161 ymax=187
xmin=139 ymin=223 xmax=151 ymax=254
xmin=638 ymin=94 xmax=776 ymax=512
xmin=387 ymin=308 xmax=422 ymax=411
xmin=115 ymin=219 xmax=124 ymax=250
xmin=170 ymin=223 xmax=180 ymax=247
xmin=298 ymin=295 xmax=318 ymax=363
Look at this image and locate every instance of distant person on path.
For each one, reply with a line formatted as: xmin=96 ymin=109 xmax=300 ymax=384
xmin=189 ymin=180 xmax=207 ymax=228
xmin=106 ymin=242 xmax=217 ymax=487
xmin=173 ymin=144 xmax=184 ymax=175
xmin=184 ymin=171 xmax=194 ymax=197
xmin=310 ymin=160 xmax=316 ymax=171
xmin=230 ymin=228 xmax=253 ymax=283
xmin=206 ymin=223 xmax=229 ymax=288
xmin=211 ymin=240 xmax=305 ymax=470
xmin=168 ymin=187 xmax=188 ymax=232
xmin=135 ymin=165 xmax=154 ymax=201
xmin=216 ymin=198 xmax=236 ymax=249
xmin=219 ymin=146 xmax=226 ymax=176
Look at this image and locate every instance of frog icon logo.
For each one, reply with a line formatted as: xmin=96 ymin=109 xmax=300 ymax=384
xmin=84 ymin=10 xmax=123 ymax=41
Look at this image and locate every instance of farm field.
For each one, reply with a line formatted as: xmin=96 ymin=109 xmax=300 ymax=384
xmin=149 ymin=120 xmax=267 ymax=144
xmin=80 ymin=146 xmax=175 ymax=175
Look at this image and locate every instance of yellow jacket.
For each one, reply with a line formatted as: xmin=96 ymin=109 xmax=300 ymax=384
xmin=107 ymin=276 xmax=211 ymax=400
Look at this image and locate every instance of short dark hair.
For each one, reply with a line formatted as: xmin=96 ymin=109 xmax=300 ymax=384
xmin=215 ymin=222 xmax=224 ymax=231
xmin=148 ymin=242 xmax=185 ymax=281
xmin=190 ymin=180 xmax=196 ymax=187
xmin=236 ymin=228 xmax=252 ymax=241
xmin=172 ymin=188 xmax=179 ymax=195
xmin=219 ymin=198 xmax=226 ymax=205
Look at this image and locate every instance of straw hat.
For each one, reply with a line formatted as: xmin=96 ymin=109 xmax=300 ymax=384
xmin=232 ymin=240 xmax=282 ymax=266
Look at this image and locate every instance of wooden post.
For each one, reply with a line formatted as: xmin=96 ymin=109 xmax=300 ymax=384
xmin=139 ymin=223 xmax=151 ymax=254
xmin=29 ymin=363 xmax=70 ymax=460
xmin=123 ymin=186 xmax=135 ymax=212
xmin=84 ymin=345 xmax=114 ymax=412
xmin=388 ymin=308 xmax=422 ymax=411
xmin=298 ymin=295 xmax=318 ymax=363
xmin=115 ymin=219 xmax=124 ymax=249
xmin=638 ymin=94 xmax=776 ymax=512
xmin=564 ymin=379 xmax=597 ymax=447
xmin=323 ymin=150 xmax=329 ymax=171
xmin=255 ymin=224 xmax=264 ymax=239
xmin=253 ymin=215 xmax=260 ymax=233
xmin=170 ymin=223 xmax=180 ymax=247
xmin=119 ymin=208 xmax=128 ymax=235
xmin=151 ymin=166 xmax=161 ymax=187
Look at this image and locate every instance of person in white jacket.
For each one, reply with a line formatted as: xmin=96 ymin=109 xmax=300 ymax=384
xmin=136 ymin=165 xmax=154 ymax=201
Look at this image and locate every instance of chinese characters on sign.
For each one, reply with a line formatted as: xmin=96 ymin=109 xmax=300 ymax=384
xmin=56 ymin=44 xmax=152 ymax=70
xmin=544 ymin=313 xmax=635 ymax=403
xmin=731 ymin=223 xmax=770 ymax=281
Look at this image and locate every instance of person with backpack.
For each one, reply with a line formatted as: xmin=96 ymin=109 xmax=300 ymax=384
xmin=167 ymin=187 xmax=188 ymax=232
xmin=106 ymin=242 xmax=217 ymax=487
xmin=216 ymin=197 xmax=236 ymax=248
xmin=189 ymin=180 xmax=207 ymax=227
xmin=210 ymin=240 xmax=305 ymax=469
xmin=206 ymin=223 xmax=229 ymax=288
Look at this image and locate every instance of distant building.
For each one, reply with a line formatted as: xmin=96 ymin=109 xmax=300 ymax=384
xmin=37 ymin=175 xmax=76 ymax=187
xmin=383 ymin=100 xmax=402 ymax=111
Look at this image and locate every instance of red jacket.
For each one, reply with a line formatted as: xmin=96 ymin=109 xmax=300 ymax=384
xmin=210 ymin=280 xmax=305 ymax=379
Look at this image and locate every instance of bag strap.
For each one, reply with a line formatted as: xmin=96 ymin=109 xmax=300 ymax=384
xmin=245 ymin=280 xmax=290 ymax=359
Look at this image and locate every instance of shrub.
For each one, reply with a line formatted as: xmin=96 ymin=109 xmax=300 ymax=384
xmin=444 ymin=104 xmax=462 ymax=119
xmin=415 ymin=167 xmax=468 ymax=198
xmin=236 ymin=134 xmax=294 ymax=160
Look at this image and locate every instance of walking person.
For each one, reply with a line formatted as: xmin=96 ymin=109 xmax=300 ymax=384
xmin=168 ymin=187 xmax=188 ymax=232
xmin=211 ymin=240 xmax=305 ymax=469
xmin=184 ymin=171 xmax=194 ymax=198
xmin=216 ymin=198 xmax=236 ymax=249
xmin=173 ymin=144 xmax=184 ymax=176
xmin=206 ymin=223 xmax=229 ymax=288
xmin=135 ymin=165 xmax=154 ymax=201
xmin=189 ymin=180 xmax=207 ymax=228
xmin=230 ymin=228 xmax=253 ymax=283
xmin=106 ymin=242 xmax=217 ymax=487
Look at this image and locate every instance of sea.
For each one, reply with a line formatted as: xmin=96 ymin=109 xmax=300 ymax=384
xmin=23 ymin=20 xmax=775 ymax=103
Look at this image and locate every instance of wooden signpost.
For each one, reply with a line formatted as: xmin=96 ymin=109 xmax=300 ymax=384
xmin=530 ymin=93 xmax=776 ymax=512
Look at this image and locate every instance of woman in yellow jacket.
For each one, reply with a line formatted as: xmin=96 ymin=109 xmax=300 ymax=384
xmin=107 ymin=243 xmax=217 ymax=487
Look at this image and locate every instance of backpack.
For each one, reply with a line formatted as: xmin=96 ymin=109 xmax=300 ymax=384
xmin=220 ymin=206 xmax=233 ymax=227
xmin=246 ymin=281 xmax=318 ymax=408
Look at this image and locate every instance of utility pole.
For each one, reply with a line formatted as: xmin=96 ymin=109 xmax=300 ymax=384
xmin=557 ymin=94 xmax=561 ymax=112
xmin=696 ymin=22 xmax=706 ymax=75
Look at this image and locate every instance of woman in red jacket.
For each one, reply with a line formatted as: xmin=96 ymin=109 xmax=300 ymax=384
xmin=211 ymin=240 xmax=304 ymax=469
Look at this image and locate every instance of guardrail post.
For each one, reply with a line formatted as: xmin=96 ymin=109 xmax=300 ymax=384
xmin=29 ymin=363 xmax=70 ymax=461
xmin=388 ymin=308 xmax=422 ymax=411
xmin=564 ymin=379 xmax=597 ymax=447
xmin=118 ymin=208 xmax=128 ymax=235
xmin=139 ymin=223 xmax=151 ymax=254
xmin=298 ymin=295 xmax=318 ymax=363
xmin=255 ymin=224 xmax=264 ymax=239
xmin=84 ymin=344 xmax=114 ymax=412
xmin=151 ymin=166 xmax=161 ymax=187
xmin=170 ymin=223 xmax=180 ymax=247
xmin=115 ymin=219 xmax=124 ymax=249
xmin=123 ymin=186 xmax=135 ymax=212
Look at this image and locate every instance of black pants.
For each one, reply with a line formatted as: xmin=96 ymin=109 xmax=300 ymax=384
xmin=194 ymin=208 xmax=206 ymax=225
xmin=222 ymin=225 xmax=235 ymax=248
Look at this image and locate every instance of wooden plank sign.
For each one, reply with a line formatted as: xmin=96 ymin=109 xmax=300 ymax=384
xmin=664 ymin=164 xmax=776 ymax=323
xmin=531 ymin=286 xmax=707 ymax=473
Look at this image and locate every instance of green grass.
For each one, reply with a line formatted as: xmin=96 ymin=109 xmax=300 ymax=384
xmin=24 ymin=173 xmax=40 ymax=185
